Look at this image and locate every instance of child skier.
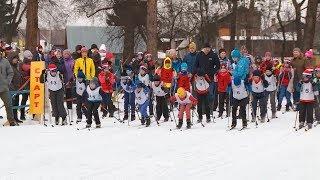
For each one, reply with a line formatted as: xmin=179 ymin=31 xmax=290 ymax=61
xmin=156 ymin=57 xmax=175 ymax=89
xmin=216 ymin=63 xmax=232 ymax=118
xmin=264 ymin=66 xmax=277 ymax=118
xmin=138 ymin=65 xmax=153 ymax=116
xmin=98 ymin=63 xmax=116 ymax=117
xmin=40 ymin=64 xmax=67 ymax=125
xmin=230 ymin=76 xmax=249 ymax=129
xmin=277 ymin=61 xmax=293 ymax=111
xmin=75 ymin=70 xmax=87 ymax=123
xmin=120 ymin=66 xmax=136 ymax=121
xmin=170 ymin=87 xmax=198 ymax=129
xmin=194 ymin=70 xmax=211 ymax=123
xmin=250 ymin=70 xmax=268 ymax=123
xmin=83 ymin=77 xmax=105 ymax=128
xmin=177 ymin=63 xmax=191 ymax=92
xmin=135 ymin=82 xmax=151 ymax=126
xmin=298 ymin=69 xmax=318 ymax=130
xmin=151 ymin=74 xmax=169 ymax=122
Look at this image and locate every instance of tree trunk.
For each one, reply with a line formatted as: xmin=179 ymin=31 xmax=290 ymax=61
xmin=303 ymin=0 xmax=318 ymax=50
xmin=292 ymin=0 xmax=304 ymax=49
xmin=245 ymin=0 xmax=255 ymax=53
xmin=230 ymin=0 xmax=237 ymax=49
xmin=147 ymin=0 xmax=157 ymax=59
xmin=26 ymin=0 xmax=39 ymax=52
xmin=122 ymin=25 xmax=135 ymax=65
xmin=277 ymin=0 xmax=286 ymax=62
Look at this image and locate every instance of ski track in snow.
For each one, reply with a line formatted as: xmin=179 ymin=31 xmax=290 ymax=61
xmin=0 ymin=106 xmax=319 ymax=180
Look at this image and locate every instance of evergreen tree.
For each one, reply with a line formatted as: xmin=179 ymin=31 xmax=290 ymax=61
xmin=0 ymin=0 xmax=14 ymax=39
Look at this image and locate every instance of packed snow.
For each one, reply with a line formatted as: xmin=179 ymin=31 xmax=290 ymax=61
xmin=0 ymin=103 xmax=319 ymax=180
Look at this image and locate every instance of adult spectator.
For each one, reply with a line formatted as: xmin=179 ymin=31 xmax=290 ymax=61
xmin=74 ymin=47 xmax=95 ymax=80
xmin=193 ymin=42 xmax=220 ymax=102
xmin=291 ymin=47 xmax=306 ymax=109
xmin=50 ymin=49 xmax=65 ymax=73
xmin=0 ymin=54 xmax=16 ymax=126
xmin=33 ymin=45 xmax=45 ymax=61
xmin=89 ymin=44 xmax=101 ymax=76
xmin=62 ymin=49 xmax=75 ymax=114
xmin=72 ymin=45 xmax=82 ymax=60
xmin=183 ymin=42 xmax=198 ymax=74
xmin=8 ymin=54 xmax=23 ymax=123
xmin=131 ymin=52 xmax=144 ymax=75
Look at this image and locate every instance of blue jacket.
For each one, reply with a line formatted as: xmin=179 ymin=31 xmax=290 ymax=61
xmin=232 ymin=56 xmax=250 ymax=80
xmin=172 ymin=58 xmax=182 ymax=73
xmin=183 ymin=52 xmax=198 ymax=73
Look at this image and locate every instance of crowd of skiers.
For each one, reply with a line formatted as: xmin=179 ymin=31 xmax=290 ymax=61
xmin=0 ymin=41 xmax=319 ymax=130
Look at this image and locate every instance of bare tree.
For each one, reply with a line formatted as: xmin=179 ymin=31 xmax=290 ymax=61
xmin=303 ymin=0 xmax=319 ymax=50
xmin=147 ymin=0 xmax=158 ymax=59
xmin=26 ymin=0 xmax=39 ymax=51
xmin=277 ymin=0 xmax=286 ymax=62
xmin=292 ymin=0 xmax=306 ymax=49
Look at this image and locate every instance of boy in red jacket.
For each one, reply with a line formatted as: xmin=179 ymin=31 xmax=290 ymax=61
xmin=98 ymin=63 xmax=116 ymax=117
xmin=216 ymin=63 xmax=232 ymax=118
xmin=277 ymin=60 xmax=293 ymax=111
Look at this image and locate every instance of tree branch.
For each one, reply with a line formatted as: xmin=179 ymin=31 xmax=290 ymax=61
xmin=86 ymin=6 xmax=114 ymax=18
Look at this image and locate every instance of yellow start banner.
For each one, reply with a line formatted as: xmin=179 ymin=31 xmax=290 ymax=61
xmin=29 ymin=61 xmax=45 ymax=114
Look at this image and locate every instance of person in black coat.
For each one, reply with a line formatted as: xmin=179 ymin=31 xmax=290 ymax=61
xmin=193 ymin=42 xmax=220 ymax=104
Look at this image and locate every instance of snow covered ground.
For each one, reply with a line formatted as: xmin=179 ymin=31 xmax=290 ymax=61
xmin=0 ymin=107 xmax=319 ymax=180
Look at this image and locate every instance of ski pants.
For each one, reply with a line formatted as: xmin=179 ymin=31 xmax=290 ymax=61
xmin=278 ymin=85 xmax=292 ymax=107
xmin=232 ymin=97 xmax=248 ymax=126
xmin=197 ymin=93 xmax=210 ymax=120
xmin=76 ymin=94 xmax=87 ymax=120
xmin=138 ymin=100 xmax=149 ymax=119
xmin=86 ymin=101 xmax=101 ymax=125
xmin=0 ymin=91 xmax=14 ymax=123
xmin=12 ymin=93 xmax=28 ymax=120
xmin=218 ymin=92 xmax=230 ymax=116
xmin=299 ymin=102 xmax=314 ymax=124
xmin=124 ymin=92 xmax=135 ymax=116
xmin=178 ymin=103 xmax=192 ymax=121
xmin=293 ymin=84 xmax=300 ymax=105
xmin=65 ymin=87 xmax=73 ymax=109
xmin=102 ymin=92 xmax=114 ymax=115
xmin=49 ymin=89 xmax=67 ymax=118
xmin=149 ymin=87 xmax=154 ymax=115
xmin=265 ymin=90 xmax=276 ymax=114
xmin=155 ymin=96 xmax=169 ymax=120
xmin=251 ymin=92 xmax=267 ymax=119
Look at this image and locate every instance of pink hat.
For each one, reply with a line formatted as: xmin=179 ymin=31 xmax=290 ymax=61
xmin=48 ymin=64 xmax=57 ymax=71
xmin=305 ymin=49 xmax=314 ymax=59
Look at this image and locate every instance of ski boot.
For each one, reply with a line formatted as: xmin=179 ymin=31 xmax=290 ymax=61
xmin=85 ymin=124 xmax=91 ymax=128
xmin=277 ymin=104 xmax=281 ymax=111
xmin=285 ymin=105 xmax=291 ymax=112
xmin=123 ymin=113 xmax=129 ymax=121
xmin=109 ymin=111 xmax=114 ymax=117
xmin=16 ymin=119 xmax=23 ymax=123
xmin=272 ymin=112 xmax=277 ymax=119
xmin=186 ymin=120 xmax=192 ymax=129
xmin=55 ymin=117 xmax=59 ymax=125
xmin=206 ymin=118 xmax=211 ymax=123
xmin=197 ymin=119 xmax=202 ymax=123
xmin=9 ymin=121 xmax=19 ymax=126
xmin=76 ymin=119 xmax=82 ymax=124
xmin=164 ymin=118 xmax=169 ymax=122
xmin=146 ymin=117 xmax=151 ymax=127
xmin=176 ymin=119 xmax=183 ymax=129
xmin=102 ymin=113 xmax=108 ymax=118
xmin=251 ymin=115 xmax=256 ymax=123
xmin=260 ymin=116 xmax=266 ymax=123
xmin=230 ymin=120 xmax=237 ymax=130
xmin=242 ymin=119 xmax=248 ymax=129
xmin=96 ymin=124 xmax=101 ymax=128
xmin=306 ymin=123 xmax=313 ymax=130
xmin=298 ymin=122 xmax=305 ymax=129
xmin=218 ymin=112 xmax=223 ymax=118
xmin=131 ymin=114 xmax=136 ymax=121
xmin=61 ymin=117 xmax=67 ymax=126
xmin=141 ymin=118 xmax=145 ymax=125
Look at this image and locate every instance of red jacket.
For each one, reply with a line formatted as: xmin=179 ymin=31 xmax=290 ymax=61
xmin=217 ymin=71 xmax=231 ymax=93
xmin=177 ymin=73 xmax=190 ymax=92
xmin=98 ymin=71 xmax=115 ymax=93
xmin=260 ymin=60 xmax=273 ymax=73
xmin=279 ymin=68 xmax=292 ymax=86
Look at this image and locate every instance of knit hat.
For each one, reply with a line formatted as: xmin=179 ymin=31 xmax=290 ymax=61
xmin=252 ymin=70 xmax=262 ymax=77
xmin=91 ymin=44 xmax=98 ymax=50
xmin=23 ymin=50 xmax=33 ymax=60
xmin=293 ymin=47 xmax=301 ymax=53
xmin=231 ymin=48 xmax=241 ymax=59
xmin=81 ymin=47 xmax=88 ymax=52
xmin=305 ymin=49 xmax=314 ymax=59
xmin=48 ymin=64 xmax=57 ymax=71
xmin=303 ymin=69 xmax=313 ymax=76
xmin=181 ymin=62 xmax=188 ymax=72
xmin=203 ymin=42 xmax=211 ymax=48
xmin=189 ymin=42 xmax=197 ymax=49
xmin=75 ymin=45 xmax=82 ymax=51
xmin=177 ymin=87 xmax=186 ymax=98
xmin=140 ymin=65 xmax=148 ymax=71
xmin=77 ymin=70 xmax=86 ymax=79
xmin=153 ymin=74 xmax=161 ymax=82
xmin=234 ymin=76 xmax=241 ymax=86
xmin=219 ymin=48 xmax=227 ymax=54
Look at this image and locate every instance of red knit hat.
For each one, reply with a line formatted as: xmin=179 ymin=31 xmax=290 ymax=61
xmin=105 ymin=52 xmax=114 ymax=60
xmin=48 ymin=64 xmax=57 ymax=71
xmin=303 ymin=69 xmax=313 ymax=76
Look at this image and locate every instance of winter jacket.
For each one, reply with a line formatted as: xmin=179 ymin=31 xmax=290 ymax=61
xmin=72 ymin=52 xmax=81 ymax=60
xmin=291 ymin=56 xmax=306 ymax=85
xmin=172 ymin=58 xmax=182 ymax=73
xmin=233 ymin=56 xmax=250 ymax=80
xmin=9 ymin=61 xmax=23 ymax=91
xmin=217 ymin=71 xmax=232 ymax=93
xmin=279 ymin=68 xmax=292 ymax=86
xmin=33 ymin=51 xmax=45 ymax=61
xmin=193 ymin=50 xmax=220 ymax=79
xmin=50 ymin=57 xmax=65 ymax=74
xmin=177 ymin=72 xmax=191 ymax=92
xmin=183 ymin=52 xmax=198 ymax=73
xmin=90 ymin=52 xmax=102 ymax=76
xmin=20 ymin=58 xmax=31 ymax=90
xmin=0 ymin=57 xmax=14 ymax=92
xmin=74 ymin=57 xmax=96 ymax=80
xmin=260 ymin=60 xmax=273 ymax=73
xmin=98 ymin=71 xmax=115 ymax=93
xmin=62 ymin=57 xmax=75 ymax=85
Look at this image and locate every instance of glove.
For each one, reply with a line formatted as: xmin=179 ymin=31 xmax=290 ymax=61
xmin=41 ymin=69 xmax=46 ymax=74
